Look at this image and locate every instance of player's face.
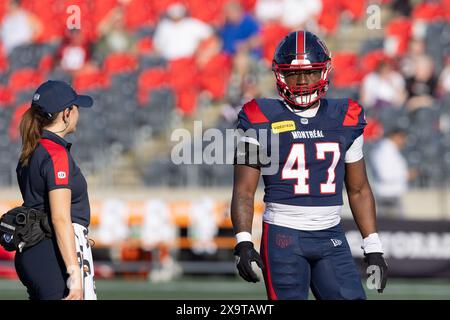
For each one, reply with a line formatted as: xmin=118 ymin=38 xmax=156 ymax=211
xmin=283 ymin=69 xmax=322 ymax=87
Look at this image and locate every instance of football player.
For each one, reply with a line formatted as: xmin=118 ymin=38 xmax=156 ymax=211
xmin=231 ymin=30 xmax=388 ymax=300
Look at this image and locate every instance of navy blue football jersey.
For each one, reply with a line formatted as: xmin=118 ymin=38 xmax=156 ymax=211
xmin=237 ymin=98 xmax=366 ymax=207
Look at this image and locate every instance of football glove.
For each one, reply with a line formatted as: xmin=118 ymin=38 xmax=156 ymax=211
xmin=234 ymin=241 xmax=263 ymax=283
xmin=364 ymin=252 xmax=388 ymax=293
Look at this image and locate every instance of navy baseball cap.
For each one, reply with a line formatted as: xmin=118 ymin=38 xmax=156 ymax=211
xmin=31 ymin=80 xmax=93 ymax=114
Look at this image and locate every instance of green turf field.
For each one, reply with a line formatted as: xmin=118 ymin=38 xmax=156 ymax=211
xmin=1 ymin=277 xmax=450 ymax=300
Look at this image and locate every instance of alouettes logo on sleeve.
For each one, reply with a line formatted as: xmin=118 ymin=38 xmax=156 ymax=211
xmin=57 ymin=171 xmax=67 ymax=179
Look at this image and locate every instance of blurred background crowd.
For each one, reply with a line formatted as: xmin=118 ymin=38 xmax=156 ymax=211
xmin=0 ymin=0 xmax=449 ymax=193
xmin=1 ymin=0 xmax=450 ymax=285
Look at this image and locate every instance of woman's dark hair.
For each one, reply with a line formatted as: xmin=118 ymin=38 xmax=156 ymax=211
xmin=19 ymin=104 xmax=57 ymax=166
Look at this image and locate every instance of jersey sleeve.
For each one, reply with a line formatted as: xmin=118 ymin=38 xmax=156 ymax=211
xmin=345 ymin=134 xmax=364 ymax=163
xmin=235 ymin=99 xmax=270 ymax=167
xmin=343 ymin=98 xmax=367 ymax=144
xmin=40 ymin=141 xmax=71 ymax=191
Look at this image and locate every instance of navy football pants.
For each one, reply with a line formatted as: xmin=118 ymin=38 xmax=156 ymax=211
xmin=260 ymin=222 xmax=366 ymax=300
xmin=15 ymin=238 xmax=69 ymax=300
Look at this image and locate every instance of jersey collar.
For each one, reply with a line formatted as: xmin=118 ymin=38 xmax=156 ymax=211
xmin=42 ymin=130 xmax=72 ymax=150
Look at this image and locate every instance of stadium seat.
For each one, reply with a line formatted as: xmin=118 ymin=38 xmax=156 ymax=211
xmin=330 ymin=52 xmax=362 ymax=88
xmin=359 ymin=38 xmax=385 ymax=57
xmin=0 ymin=86 xmax=14 ymax=106
xmin=186 ymin=0 xmax=227 ymax=25
xmin=137 ymin=68 xmax=168 ymax=105
xmin=103 ymin=53 xmax=139 ymax=75
xmin=412 ymin=2 xmax=445 ymax=22
xmin=360 ymin=50 xmax=388 ymax=75
xmin=168 ymin=58 xmax=200 ymax=114
xmin=318 ymin=0 xmax=340 ymax=34
xmin=8 ymin=69 xmax=43 ymax=94
xmin=137 ymin=38 xmax=154 ymax=55
xmin=73 ymin=69 xmax=110 ymax=93
xmin=260 ymin=22 xmax=291 ymax=66
xmin=8 ymin=103 xmax=29 ymax=142
xmin=123 ymin=0 xmax=157 ymax=31
xmin=0 ymin=46 xmax=8 ymax=75
xmin=197 ymin=53 xmax=231 ymax=100
xmin=139 ymin=55 xmax=166 ymax=70
xmin=21 ymin=0 xmax=66 ymax=42
xmin=385 ymin=17 xmax=412 ymax=56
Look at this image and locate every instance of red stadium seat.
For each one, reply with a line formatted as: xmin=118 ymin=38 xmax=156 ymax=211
xmin=413 ymin=2 xmax=445 ymax=22
xmin=444 ymin=0 xmax=450 ymax=21
xmin=186 ymin=0 xmax=227 ymax=25
xmin=340 ymin=0 xmax=366 ymax=20
xmin=0 ymin=0 xmax=7 ymax=23
xmin=175 ymin=89 xmax=198 ymax=115
xmin=318 ymin=0 xmax=340 ymax=34
xmin=73 ymin=69 xmax=109 ymax=93
xmin=361 ymin=50 xmax=388 ymax=75
xmin=331 ymin=52 xmax=362 ymax=88
xmin=0 ymin=86 xmax=14 ymax=106
xmin=0 ymin=46 xmax=8 ymax=74
xmin=137 ymin=68 xmax=168 ymax=105
xmin=124 ymin=0 xmax=158 ymax=30
xmin=363 ymin=117 xmax=384 ymax=142
xmin=198 ymin=53 xmax=231 ymax=100
xmin=92 ymin=0 xmax=119 ymax=27
xmin=21 ymin=0 xmax=65 ymax=42
xmin=9 ymin=103 xmax=29 ymax=142
xmin=38 ymin=54 xmax=54 ymax=74
xmin=137 ymin=38 xmax=154 ymax=55
xmin=260 ymin=22 xmax=291 ymax=66
xmin=103 ymin=53 xmax=138 ymax=75
xmin=9 ymin=69 xmax=43 ymax=94
xmin=386 ymin=17 xmax=412 ymax=56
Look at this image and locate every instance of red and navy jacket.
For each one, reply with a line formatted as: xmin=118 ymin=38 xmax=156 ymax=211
xmin=16 ymin=130 xmax=90 ymax=227
xmin=237 ymin=98 xmax=366 ymax=207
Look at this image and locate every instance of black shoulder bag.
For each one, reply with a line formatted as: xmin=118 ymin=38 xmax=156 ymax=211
xmin=0 ymin=206 xmax=53 ymax=252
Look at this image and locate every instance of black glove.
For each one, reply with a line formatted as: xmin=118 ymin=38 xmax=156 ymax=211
xmin=364 ymin=252 xmax=388 ymax=293
xmin=234 ymin=241 xmax=263 ymax=283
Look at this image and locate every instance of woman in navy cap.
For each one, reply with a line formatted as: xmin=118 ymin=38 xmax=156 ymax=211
xmin=15 ymin=80 xmax=97 ymax=300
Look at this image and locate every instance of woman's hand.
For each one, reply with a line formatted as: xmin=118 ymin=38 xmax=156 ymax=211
xmin=63 ymin=266 xmax=83 ymax=300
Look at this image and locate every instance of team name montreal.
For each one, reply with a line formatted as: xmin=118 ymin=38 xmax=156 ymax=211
xmin=291 ymin=130 xmax=324 ymax=139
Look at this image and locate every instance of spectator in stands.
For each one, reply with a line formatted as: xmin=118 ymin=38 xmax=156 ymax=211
xmin=0 ymin=0 xmax=42 ymax=54
xmin=391 ymin=0 xmax=413 ymax=17
xmin=95 ymin=5 xmax=137 ymax=61
xmin=370 ymin=128 xmax=413 ymax=218
xmin=360 ymin=60 xmax=407 ymax=109
xmin=153 ymin=2 xmax=213 ymax=61
xmin=438 ymin=55 xmax=450 ymax=97
xmin=58 ymin=30 xmax=91 ymax=73
xmin=219 ymin=0 xmax=261 ymax=57
xmin=256 ymin=0 xmax=323 ymax=29
xmin=400 ymin=39 xmax=426 ymax=78
xmin=280 ymin=0 xmax=322 ymax=30
xmin=405 ymin=54 xmax=437 ymax=111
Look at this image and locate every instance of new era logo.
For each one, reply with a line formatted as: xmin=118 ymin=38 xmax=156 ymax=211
xmin=331 ymin=238 xmax=342 ymax=247
xmin=57 ymin=171 xmax=67 ymax=179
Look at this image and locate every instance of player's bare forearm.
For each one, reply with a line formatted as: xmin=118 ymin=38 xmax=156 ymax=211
xmin=345 ymin=159 xmax=377 ymax=238
xmin=231 ymin=165 xmax=261 ymax=234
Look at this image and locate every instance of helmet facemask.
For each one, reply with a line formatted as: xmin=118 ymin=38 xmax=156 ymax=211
xmin=273 ymin=59 xmax=332 ymax=109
